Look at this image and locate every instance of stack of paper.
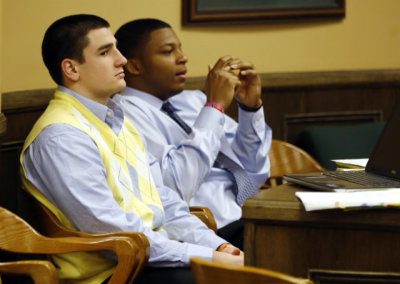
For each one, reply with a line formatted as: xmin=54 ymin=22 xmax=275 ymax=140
xmin=296 ymin=189 xmax=400 ymax=211
xmin=332 ymin=158 xmax=368 ymax=170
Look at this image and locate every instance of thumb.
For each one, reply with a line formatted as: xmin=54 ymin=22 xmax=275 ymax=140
xmin=223 ymin=245 xmax=241 ymax=255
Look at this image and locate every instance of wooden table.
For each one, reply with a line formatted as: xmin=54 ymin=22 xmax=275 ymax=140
xmin=242 ymin=184 xmax=400 ymax=279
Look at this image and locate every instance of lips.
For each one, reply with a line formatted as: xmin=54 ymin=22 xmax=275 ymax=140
xmin=176 ymin=69 xmax=187 ymax=80
xmin=116 ymin=71 xmax=125 ymax=78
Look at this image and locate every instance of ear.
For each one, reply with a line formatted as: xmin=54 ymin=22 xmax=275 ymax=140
xmin=61 ymin=58 xmax=80 ymax=82
xmin=126 ymin=58 xmax=142 ymax=76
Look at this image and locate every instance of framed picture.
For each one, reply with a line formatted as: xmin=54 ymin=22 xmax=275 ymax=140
xmin=182 ymin=0 xmax=345 ymax=25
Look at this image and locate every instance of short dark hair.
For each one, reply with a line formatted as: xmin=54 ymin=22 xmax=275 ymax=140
xmin=42 ymin=14 xmax=110 ymax=85
xmin=115 ymin=18 xmax=171 ymax=59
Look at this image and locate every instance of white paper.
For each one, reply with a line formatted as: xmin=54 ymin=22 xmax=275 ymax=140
xmin=331 ymin=158 xmax=368 ymax=168
xmin=295 ymin=188 xmax=400 ymax=211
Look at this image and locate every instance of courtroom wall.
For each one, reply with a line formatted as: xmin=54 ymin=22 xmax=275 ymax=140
xmin=1 ymin=0 xmax=400 ymax=92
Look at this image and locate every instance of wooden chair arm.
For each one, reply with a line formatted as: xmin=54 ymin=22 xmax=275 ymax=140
xmin=30 ymin=235 xmax=139 ymax=284
xmin=0 ymin=206 xmax=142 ymax=284
xmin=0 ymin=260 xmax=58 ymax=284
xmin=34 ymin=202 xmax=149 ymax=283
xmin=189 ymin=206 xmax=218 ymax=233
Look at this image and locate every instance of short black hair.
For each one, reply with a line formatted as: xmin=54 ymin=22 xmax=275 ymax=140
xmin=42 ymin=14 xmax=110 ymax=85
xmin=115 ymin=18 xmax=171 ymax=59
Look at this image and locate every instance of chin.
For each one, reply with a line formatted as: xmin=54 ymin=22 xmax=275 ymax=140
xmin=168 ymin=90 xmax=183 ymax=98
xmin=174 ymin=85 xmax=185 ymax=94
xmin=115 ymin=82 xmax=127 ymax=93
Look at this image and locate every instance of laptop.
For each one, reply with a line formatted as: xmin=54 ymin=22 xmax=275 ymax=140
xmin=283 ymin=102 xmax=400 ymax=192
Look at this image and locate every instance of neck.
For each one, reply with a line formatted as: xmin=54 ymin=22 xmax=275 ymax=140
xmin=65 ymin=83 xmax=111 ymax=105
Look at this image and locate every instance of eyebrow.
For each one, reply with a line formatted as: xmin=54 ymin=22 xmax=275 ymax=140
xmin=97 ymin=42 xmax=114 ymax=52
xmin=161 ymin=42 xmax=181 ymax=48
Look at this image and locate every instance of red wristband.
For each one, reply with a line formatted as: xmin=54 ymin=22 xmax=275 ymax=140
xmin=217 ymin=243 xmax=230 ymax=252
xmin=205 ymin=102 xmax=225 ymax=113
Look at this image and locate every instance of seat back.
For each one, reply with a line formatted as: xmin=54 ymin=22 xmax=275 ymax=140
xmin=190 ymin=257 xmax=313 ymax=284
xmin=267 ymin=139 xmax=325 ymax=187
xmin=296 ymin=122 xmax=385 ymax=170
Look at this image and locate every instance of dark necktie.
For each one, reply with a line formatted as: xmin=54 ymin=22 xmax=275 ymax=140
xmin=161 ymin=101 xmax=192 ymax=135
xmin=161 ymin=101 xmax=257 ymax=205
xmin=214 ymin=151 xmax=257 ymax=205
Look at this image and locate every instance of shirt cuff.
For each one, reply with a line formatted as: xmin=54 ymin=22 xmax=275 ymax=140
xmin=184 ymin=244 xmax=215 ymax=263
xmin=238 ymin=105 xmax=265 ymax=135
xmin=194 ymin=106 xmax=225 ymax=136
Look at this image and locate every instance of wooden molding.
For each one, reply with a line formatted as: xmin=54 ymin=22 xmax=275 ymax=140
xmin=0 ymin=112 xmax=6 ymax=136
xmin=258 ymin=69 xmax=400 ymax=89
xmin=2 ymin=69 xmax=400 ymax=111
xmin=186 ymin=69 xmax=400 ymax=90
xmin=2 ymin=88 xmax=54 ymax=112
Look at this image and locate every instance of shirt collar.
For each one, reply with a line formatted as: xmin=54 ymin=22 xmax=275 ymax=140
xmin=57 ymin=86 xmax=124 ymax=132
xmin=119 ymin=86 xmax=165 ymax=110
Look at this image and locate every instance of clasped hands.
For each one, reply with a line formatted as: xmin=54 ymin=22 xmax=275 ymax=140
xmin=212 ymin=244 xmax=244 ymax=266
xmin=205 ymin=55 xmax=262 ymax=110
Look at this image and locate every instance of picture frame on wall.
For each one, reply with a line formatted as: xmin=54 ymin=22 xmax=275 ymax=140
xmin=182 ymin=0 xmax=345 ymax=25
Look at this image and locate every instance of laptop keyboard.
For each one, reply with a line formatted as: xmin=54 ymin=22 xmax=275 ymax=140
xmin=323 ymin=171 xmax=400 ymax=187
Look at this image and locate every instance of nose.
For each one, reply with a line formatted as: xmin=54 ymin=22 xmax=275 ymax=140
xmin=177 ymin=49 xmax=188 ymax=65
xmin=115 ymin=48 xmax=127 ymax=66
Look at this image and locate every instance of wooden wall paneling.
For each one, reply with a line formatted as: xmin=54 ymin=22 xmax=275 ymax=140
xmin=0 ymin=90 xmax=52 ymax=280
xmin=0 ymin=89 xmax=53 ymax=218
xmin=187 ymin=70 xmax=400 ymax=143
xmin=0 ymin=113 xmax=6 ymax=136
xmin=260 ymin=72 xmax=400 ymax=142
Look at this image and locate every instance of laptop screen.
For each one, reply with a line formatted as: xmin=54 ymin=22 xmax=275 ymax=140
xmin=366 ymin=102 xmax=400 ymax=180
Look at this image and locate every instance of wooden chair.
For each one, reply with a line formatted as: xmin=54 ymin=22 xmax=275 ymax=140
xmin=266 ymin=139 xmax=326 ymax=187
xmin=0 ymin=205 xmax=144 ymax=284
xmin=189 ymin=206 xmax=218 ymax=233
xmin=33 ymin=200 xmax=218 ymax=280
xmin=0 ymin=260 xmax=58 ymax=284
xmin=32 ymin=201 xmax=149 ymax=283
xmin=190 ymin=257 xmax=314 ymax=284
